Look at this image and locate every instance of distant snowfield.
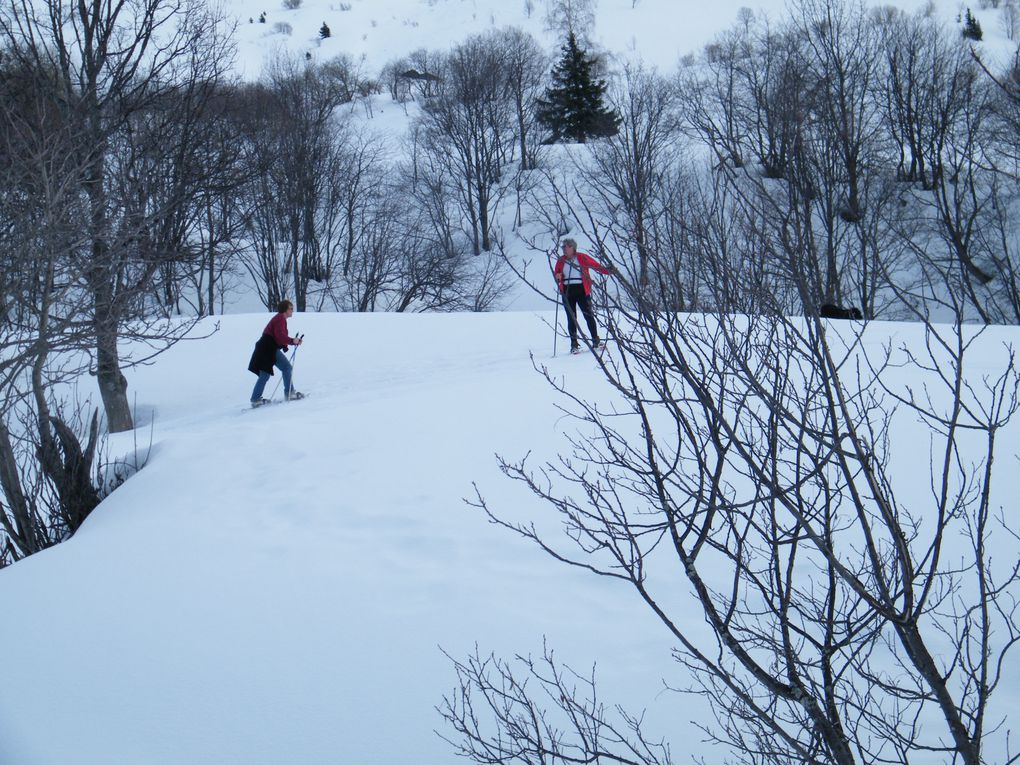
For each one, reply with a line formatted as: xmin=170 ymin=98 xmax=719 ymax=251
xmin=227 ymin=0 xmax=942 ymax=79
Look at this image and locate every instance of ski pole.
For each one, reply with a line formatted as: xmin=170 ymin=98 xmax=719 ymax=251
xmin=550 ymin=245 xmax=562 ymax=357
xmin=553 ymin=288 xmax=560 ymax=357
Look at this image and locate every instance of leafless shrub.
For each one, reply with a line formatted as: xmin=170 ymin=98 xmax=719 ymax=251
xmin=440 ymin=644 xmax=672 ymax=764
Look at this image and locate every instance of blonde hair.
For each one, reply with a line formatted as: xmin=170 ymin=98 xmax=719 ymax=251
xmin=562 ymin=238 xmax=577 ymax=250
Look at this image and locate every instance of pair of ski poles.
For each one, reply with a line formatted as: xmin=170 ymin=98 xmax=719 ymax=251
xmin=269 ymin=333 xmax=304 ymax=400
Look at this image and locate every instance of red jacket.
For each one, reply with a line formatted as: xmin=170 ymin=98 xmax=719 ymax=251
xmin=554 ymin=252 xmax=611 ymax=296
xmin=263 ymin=312 xmax=296 ymax=351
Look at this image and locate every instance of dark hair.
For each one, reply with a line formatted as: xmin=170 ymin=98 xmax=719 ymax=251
xmin=277 ymin=299 xmax=293 ymax=313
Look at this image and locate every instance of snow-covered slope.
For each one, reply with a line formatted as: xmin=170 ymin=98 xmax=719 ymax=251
xmin=3 ymin=0 xmax=1020 ymax=761
xmin=226 ymin=0 xmax=948 ymax=79
xmin=229 ymin=0 xmax=741 ymax=78
xmin=1 ymin=310 xmax=1019 ymax=763
xmin=0 ymin=312 xmax=679 ymax=764
xmin=218 ymin=0 xmax=1007 ymax=316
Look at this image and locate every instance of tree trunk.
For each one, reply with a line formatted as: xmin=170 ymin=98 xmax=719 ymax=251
xmin=95 ymin=308 xmax=133 ymax=432
xmin=85 ymin=144 xmax=133 ymax=433
xmin=206 ymin=201 xmax=216 ymax=316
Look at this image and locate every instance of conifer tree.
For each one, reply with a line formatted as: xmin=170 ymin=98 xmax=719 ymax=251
xmin=536 ymin=32 xmax=619 ymax=143
xmin=962 ymin=8 xmax=983 ymax=40
xmin=319 ymin=21 xmax=331 ymax=39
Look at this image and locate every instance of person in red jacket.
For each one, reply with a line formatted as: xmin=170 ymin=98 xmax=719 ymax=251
xmin=553 ymin=238 xmax=614 ymax=353
xmin=247 ymin=299 xmax=305 ymax=407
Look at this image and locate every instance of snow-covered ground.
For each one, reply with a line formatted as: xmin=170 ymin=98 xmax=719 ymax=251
xmin=227 ymin=0 xmax=943 ymax=78
xmin=0 ymin=310 xmax=1017 ymax=763
xmin=215 ymin=0 xmax=1010 ymax=317
xmin=0 ymin=312 xmax=683 ymax=764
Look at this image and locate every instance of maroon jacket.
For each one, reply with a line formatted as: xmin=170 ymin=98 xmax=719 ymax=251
xmin=248 ymin=312 xmax=296 ymax=377
xmin=263 ymin=312 xmax=296 ymax=351
xmin=554 ymin=252 xmax=611 ymax=296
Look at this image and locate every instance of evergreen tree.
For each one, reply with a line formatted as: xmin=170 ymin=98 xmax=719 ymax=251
xmin=963 ymin=8 xmax=983 ymax=40
xmin=536 ymin=32 xmax=619 ymax=143
xmin=319 ymin=21 xmax=331 ymax=39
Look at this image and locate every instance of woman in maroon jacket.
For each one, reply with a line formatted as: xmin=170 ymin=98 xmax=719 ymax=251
xmin=247 ymin=300 xmax=304 ymax=407
xmin=553 ymin=239 xmax=614 ymax=353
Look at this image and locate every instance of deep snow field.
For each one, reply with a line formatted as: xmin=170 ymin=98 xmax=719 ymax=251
xmin=0 ymin=312 xmax=683 ymax=764
xmin=230 ymin=0 xmax=791 ymax=79
xmin=0 ymin=311 xmax=1018 ymax=763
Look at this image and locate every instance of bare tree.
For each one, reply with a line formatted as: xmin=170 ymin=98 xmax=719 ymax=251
xmin=797 ymin=0 xmax=883 ymax=225
xmin=680 ymin=0 xmax=915 ymax=317
xmin=678 ymin=25 xmax=751 ymax=171
xmin=544 ymin=0 xmax=597 ymax=42
xmin=454 ymin=253 xmax=1020 ymax=765
xmin=441 ymin=644 xmax=672 ymax=764
xmin=499 ymin=27 xmax=548 ymax=172
xmin=234 ymin=55 xmax=354 ymax=310
xmin=0 ymin=0 xmax=236 ymax=432
xmin=586 ymin=65 xmax=683 ymax=294
xmin=737 ymin=22 xmax=810 ymax=180
xmin=0 ymin=58 xmax=111 ymax=563
xmin=416 ymin=32 xmax=519 ymax=255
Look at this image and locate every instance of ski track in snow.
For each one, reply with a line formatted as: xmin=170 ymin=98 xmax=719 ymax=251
xmin=1 ymin=311 xmax=1019 ymax=764
xmin=0 ymin=312 xmax=678 ymax=765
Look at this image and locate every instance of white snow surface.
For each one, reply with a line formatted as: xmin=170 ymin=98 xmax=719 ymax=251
xmin=0 ymin=312 xmax=681 ymax=764
xmin=228 ymin=0 xmax=943 ymax=78
xmin=0 ymin=311 xmax=1019 ymax=763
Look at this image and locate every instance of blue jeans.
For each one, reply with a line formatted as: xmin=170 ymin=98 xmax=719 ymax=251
xmin=251 ymin=349 xmax=292 ymax=401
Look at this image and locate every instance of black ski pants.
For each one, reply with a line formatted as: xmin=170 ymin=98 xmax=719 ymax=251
xmin=562 ymin=283 xmax=599 ymax=347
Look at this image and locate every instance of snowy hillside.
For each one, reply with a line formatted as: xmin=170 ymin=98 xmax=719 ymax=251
xmin=213 ymin=0 xmax=1012 ymax=317
xmin=0 ymin=313 xmax=680 ymax=764
xmin=228 ymin=0 xmax=768 ymax=78
xmin=226 ymin=0 xmax=945 ymax=78
xmin=0 ymin=311 xmax=1018 ymax=763
xmin=3 ymin=0 xmax=1020 ymax=761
